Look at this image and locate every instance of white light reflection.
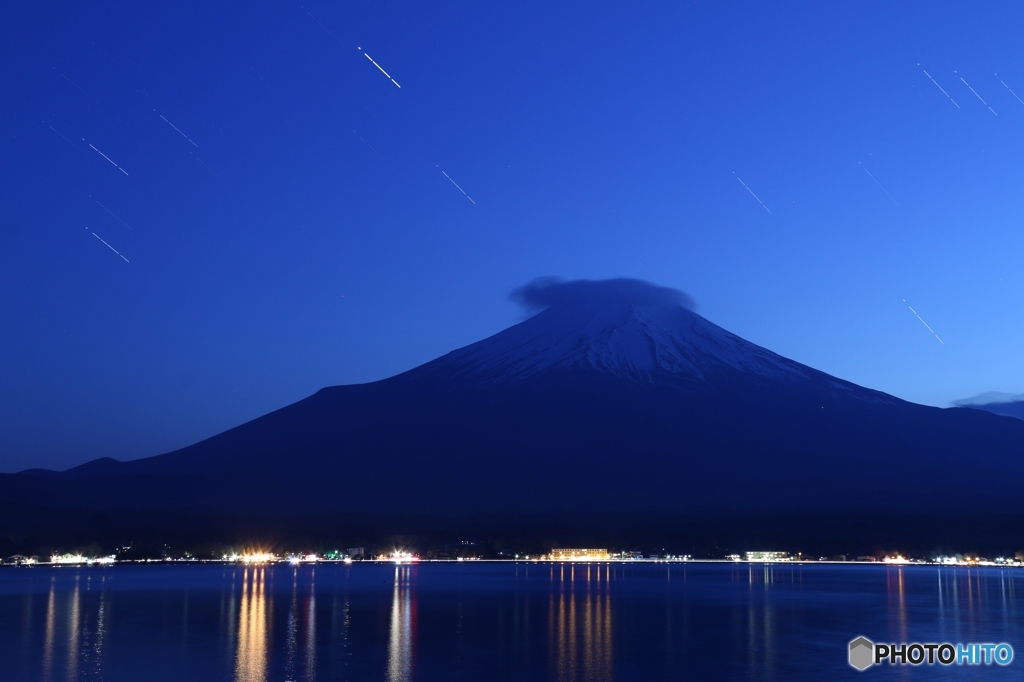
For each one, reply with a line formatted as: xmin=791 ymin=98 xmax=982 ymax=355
xmin=42 ymin=579 xmax=56 ymax=682
xmin=886 ymin=567 xmax=907 ymax=644
xmin=94 ymin=579 xmax=108 ymax=678
xmin=305 ymin=570 xmax=316 ymax=681
xmin=387 ymin=565 xmax=415 ymax=682
xmin=67 ymin=576 xmax=80 ymax=681
xmin=285 ymin=572 xmax=298 ymax=682
xmin=744 ymin=564 xmax=777 ymax=675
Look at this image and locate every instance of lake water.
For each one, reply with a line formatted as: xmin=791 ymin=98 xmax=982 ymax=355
xmin=1 ymin=562 xmax=1020 ymax=681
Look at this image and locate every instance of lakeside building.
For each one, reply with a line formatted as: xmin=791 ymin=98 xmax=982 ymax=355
xmin=550 ymin=548 xmax=610 ymax=561
xmin=745 ymin=551 xmax=790 ymax=562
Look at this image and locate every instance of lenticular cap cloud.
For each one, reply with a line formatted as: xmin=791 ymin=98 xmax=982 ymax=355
xmin=510 ymin=277 xmax=696 ymax=314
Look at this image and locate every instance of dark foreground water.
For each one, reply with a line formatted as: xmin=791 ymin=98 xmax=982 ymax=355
xmin=1 ymin=562 xmax=1021 ymax=681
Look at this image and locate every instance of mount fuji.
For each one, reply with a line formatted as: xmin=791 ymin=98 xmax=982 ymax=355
xmin=418 ymin=277 xmax=870 ymax=391
xmin=4 ymin=278 xmax=1023 ymax=552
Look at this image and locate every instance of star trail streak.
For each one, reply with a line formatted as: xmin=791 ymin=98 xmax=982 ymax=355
xmin=361 ymin=50 xmax=401 ymax=88
xmin=733 ymin=173 xmax=771 ymax=214
xmin=438 ymin=166 xmax=476 ymax=204
xmin=904 ymin=300 xmax=943 ymax=344
xmin=156 ymin=111 xmax=198 ymax=147
xmin=90 ymin=230 xmax=130 ymax=263
xmin=956 ymin=73 xmax=997 ymax=115
xmin=95 ymin=200 xmax=132 ymax=230
xmin=87 ymin=142 xmax=129 ymax=175
xmin=999 ymin=79 xmax=1024 ymax=107
xmin=861 ymin=165 xmax=899 ymax=206
xmin=920 ymin=66 xmax=960 ymax=108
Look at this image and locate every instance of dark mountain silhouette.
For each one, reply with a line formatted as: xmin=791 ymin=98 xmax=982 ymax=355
xmin=3 ymin=278 xmax=1023 ymax=554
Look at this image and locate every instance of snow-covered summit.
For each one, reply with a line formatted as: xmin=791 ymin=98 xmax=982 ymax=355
xmin=420 ymin=278 xmax=813 ymax=385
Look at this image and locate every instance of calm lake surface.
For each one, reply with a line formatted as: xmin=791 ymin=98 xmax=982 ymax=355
xmin=1 ymin=562 xmax=1020 ymax=681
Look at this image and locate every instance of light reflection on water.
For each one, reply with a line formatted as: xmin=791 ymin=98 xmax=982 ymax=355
xmin=549 ymin=560 xmax=613 ymax=682
xmin=5 ymin=563 xmax=1024 ymax=681
xmin=41 ymin=578 xmax=55 ymax=682
xmin=387 ymin=565 xmax=415 ymax=682
xmin=37 ymin=571 xmax=111 ymax=682
xmin=304 ymin=571 xmax=316 ymax=681
xmin=234 ymin=567 xmax=269 ymax=682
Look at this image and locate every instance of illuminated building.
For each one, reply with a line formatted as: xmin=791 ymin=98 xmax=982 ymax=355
xmin=745 ymin=551 xmax=790 ymax=562
xmin=224 ymin=551 xmax=277 ymax=564
xmin=389 ymin=551 xmax=418 ymax=564
xmin=549 ymin=548 xmax=610 ymax=561
xmin=47 ymin=553 xmax=115 ymax=565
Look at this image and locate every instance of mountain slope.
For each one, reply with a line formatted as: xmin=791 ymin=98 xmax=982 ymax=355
xmin=3 ymin=278 xmax=1023 ymax=550
xmin=954 ymin=392 xmax=1024 ymax=422
xmin=420 ymin=298 xmax=810 ymax=383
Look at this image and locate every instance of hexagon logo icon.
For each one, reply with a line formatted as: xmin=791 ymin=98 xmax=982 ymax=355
xmin=849 ymin=636 xmax=874 ymax=671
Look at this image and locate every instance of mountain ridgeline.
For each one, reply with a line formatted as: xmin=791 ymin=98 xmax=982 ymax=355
xmin=4 ymin=279 xmax=1023 ymax=554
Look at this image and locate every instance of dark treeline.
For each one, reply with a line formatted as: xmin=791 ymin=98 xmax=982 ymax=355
xmin=3 ymin=504 xmax=1024 ymax=561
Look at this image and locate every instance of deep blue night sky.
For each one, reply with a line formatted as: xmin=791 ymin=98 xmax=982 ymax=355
xmin=3 ymin=1 xmax=1024 ymax=471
